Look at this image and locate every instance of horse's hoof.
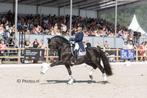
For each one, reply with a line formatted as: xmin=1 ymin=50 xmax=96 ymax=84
xmin=67 ymin=79 xmax=74 ymax=85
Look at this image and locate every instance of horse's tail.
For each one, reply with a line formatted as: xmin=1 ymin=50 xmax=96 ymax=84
xmin=99 ymin=48 xmax=113 ymax=76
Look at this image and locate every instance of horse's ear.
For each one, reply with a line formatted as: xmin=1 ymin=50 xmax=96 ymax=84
xmin=47 ymin=38 xmax=51 ymax=44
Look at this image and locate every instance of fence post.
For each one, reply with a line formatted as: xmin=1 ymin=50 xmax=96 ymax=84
xmin=18 ymin=48 xmax=21 ymax=64
xmin=116 ymin=48 xmax=119 ymax=62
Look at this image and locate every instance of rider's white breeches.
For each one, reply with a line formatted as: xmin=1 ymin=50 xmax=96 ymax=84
xmin=74 ymin=43 xmax=79 ymax=50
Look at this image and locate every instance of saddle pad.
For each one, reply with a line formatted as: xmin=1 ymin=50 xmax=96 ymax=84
xmin=78 ymin=51 xmax=86 ymax=56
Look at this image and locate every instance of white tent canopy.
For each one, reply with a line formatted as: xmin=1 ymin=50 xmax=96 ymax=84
xmin=128 ymin=14 xmax=146 ymax=35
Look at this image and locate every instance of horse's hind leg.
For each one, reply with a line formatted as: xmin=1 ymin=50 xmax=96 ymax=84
xmin=86 ymin=63 xmax=97 ymax=81
xmin=92 ymin=58 xmax=107 ymax=82
xmin=96 ymin=61 xmax=107 ymax=82
xmin=65 ymin=64 xmax=74 ymax=84
xmin=89 ymin=64 xmax=98 ymax=81
xmin=89 ymin=68 xmax=94 ymax=81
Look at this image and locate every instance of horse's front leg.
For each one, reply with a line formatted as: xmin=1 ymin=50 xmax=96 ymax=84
xmin=65 ymin=64 xmax=74 ymax=84
xmin=50 ymin=61 xmax=63 ymax=67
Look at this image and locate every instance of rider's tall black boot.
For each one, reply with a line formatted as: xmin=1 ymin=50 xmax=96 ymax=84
xmin=74 ymin=50 xmax=78 ymax=64
xmin=71 ymin=50 xmax=78 ymax=64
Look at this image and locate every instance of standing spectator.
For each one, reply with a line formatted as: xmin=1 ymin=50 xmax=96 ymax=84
xmin=32 ymin=39 xmax=39 ymax=48
xmin=0 ymin=40 xmax=7 ymax=55
xmin=32 ymin=39 xmax=40 ymax=63
xmin=138 ymin=42 xmax=145 ymax=61
xmin=0 ymin=40 xmax=7 ymax=63
xmin=0 ymin=24 xmax=4 ymax=40
xmin=104 ymin=41 xmax=109 ymax=49
xmin=144 ymin=42 xmax=147 ymax=61
xmin=103 ymin=41 xmax=109 ymax=52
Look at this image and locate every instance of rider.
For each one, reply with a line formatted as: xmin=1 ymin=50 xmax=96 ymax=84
xmin=70 ymin=26 xmax=85 ymax=64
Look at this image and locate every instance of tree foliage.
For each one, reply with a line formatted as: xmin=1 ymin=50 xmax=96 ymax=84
xmin=99 ymin=4 xmax=147 ymax=31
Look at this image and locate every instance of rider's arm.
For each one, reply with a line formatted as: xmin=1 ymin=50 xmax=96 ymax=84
xmin=74 ymin=32 xmax=83 ymax=42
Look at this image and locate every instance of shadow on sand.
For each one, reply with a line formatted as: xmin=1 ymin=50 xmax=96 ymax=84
xmin=40 ymin=79 xmax=109 ymax=85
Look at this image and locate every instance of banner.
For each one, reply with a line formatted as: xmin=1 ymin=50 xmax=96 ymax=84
xmin=120 ymin=49 xmax=135 ymax=59
xmin=24 ymin=48 xmax=44 ymax=60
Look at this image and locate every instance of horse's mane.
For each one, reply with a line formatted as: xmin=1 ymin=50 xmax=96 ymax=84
xmin=52 ymin=36 xmax=70 ymax=44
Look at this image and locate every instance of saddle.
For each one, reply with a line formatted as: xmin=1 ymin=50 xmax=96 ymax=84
xmin=70 ymin=41 xmax=86 ymax=57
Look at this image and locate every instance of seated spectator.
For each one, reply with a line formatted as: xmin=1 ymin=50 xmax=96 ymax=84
xmin=61 ymin=23 xmax=67 ymax=35
xmin=53 ymin=23 xmax=61 ymax=35
xmin=32 ymin=25 xmax=42 ymax=34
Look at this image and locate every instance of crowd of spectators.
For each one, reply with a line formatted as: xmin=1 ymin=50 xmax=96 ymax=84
xmin=0 ymin=10 xmax=142 ymax=49
xmin=0 ymin=10 xmax=129 ymax=37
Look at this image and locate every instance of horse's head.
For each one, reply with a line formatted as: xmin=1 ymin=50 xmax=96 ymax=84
xmin=47 ymin=36 xmax=70 ymax=51
xmin=47 ymin=38 xmax=58 ymax=50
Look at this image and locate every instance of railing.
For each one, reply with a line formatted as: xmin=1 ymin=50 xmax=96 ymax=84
xmin=105 ymin=48 xmax=136 ymax=62
xmin=0 ymin=48 xmax=145 ymax=64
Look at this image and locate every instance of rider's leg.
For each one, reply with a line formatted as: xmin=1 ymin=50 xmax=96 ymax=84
xmin=71 ymin=49 xmax=78 ymax=64
xmin=73 ymin=49 xmax=78 ymax=63
xmin=74 ymin=49 xmax=78 ymax=59
xmin=71 ymin=43 xmax=79 ymax=64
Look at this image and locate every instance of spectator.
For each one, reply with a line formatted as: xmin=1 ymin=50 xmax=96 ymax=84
xmin=104 ymin=41 xmax=109 ymax=49
xmin=32 ymin=39 xmax=39 ymax=48
xmin=38 ymin=40 xmax=46 ymax=49
xmin=103 ymin=41 xmax=109 ymax=52
xmin=0 ymin=40 xmax=7 ymax=56
xmin=53 ymin=23 xmax=60 ymax=35
xmin=144 ymin=42 xmax=147 ymax=60
xmin=138 ymin=42 xmax=145 ymax=61
xmin=0 ymin=24 xmax=5 ymax=40
xmin=61 ymin=23 xmax=67 ymax=35
xmin=24 ymin=40 xmax=31 ymax=48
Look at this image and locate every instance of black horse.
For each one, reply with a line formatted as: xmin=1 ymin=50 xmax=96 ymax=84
xmin=40 ymin=36 xmax=112 ymax=84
